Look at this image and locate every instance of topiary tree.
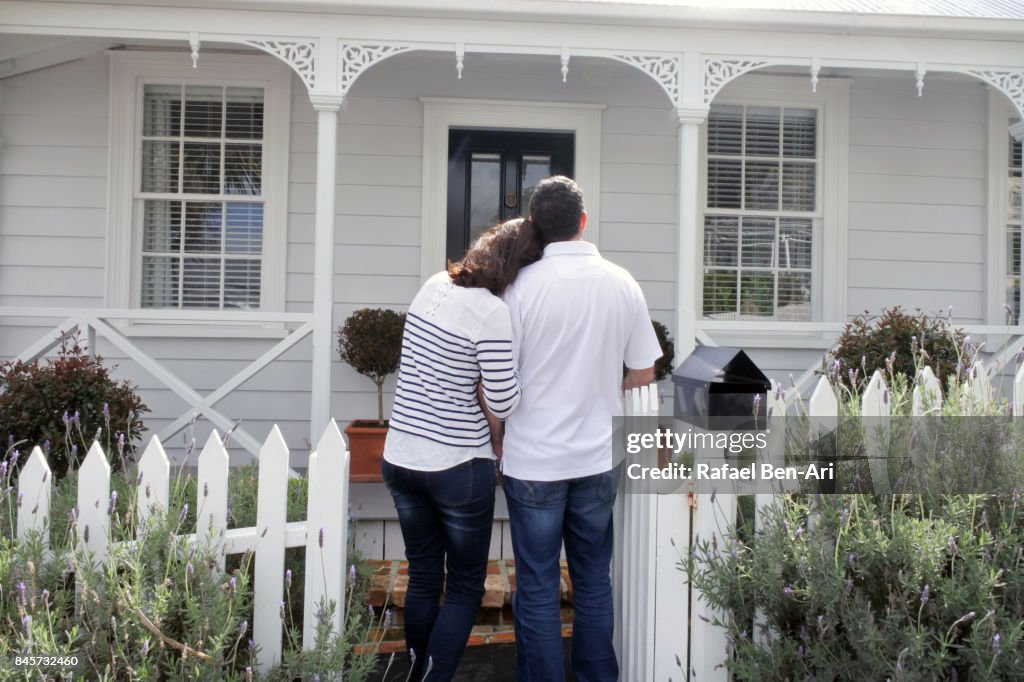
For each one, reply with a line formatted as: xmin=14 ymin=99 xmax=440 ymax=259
xmin=337 ymin=308 xmax=407 ymax=425
xmin=831 ymin=306 xmax=965 ymax=393
xmin=0 ymin=336 xmax=148 ymax=479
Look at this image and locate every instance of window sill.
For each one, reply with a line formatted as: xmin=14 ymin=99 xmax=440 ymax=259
xmin=117 ymin=321 xmax=293 ymax=340
xmin=699 ymin=329 xmax=838 ymax=350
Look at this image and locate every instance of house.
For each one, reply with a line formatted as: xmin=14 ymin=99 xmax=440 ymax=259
xmin=1 ymin=1 xmax=1022 ymax=674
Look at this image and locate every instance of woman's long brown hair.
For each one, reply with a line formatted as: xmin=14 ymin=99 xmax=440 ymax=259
xmin=447 ymin=218 xmax=544 ymax=295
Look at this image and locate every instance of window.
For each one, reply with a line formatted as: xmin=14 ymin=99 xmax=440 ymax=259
xmin=1007 ymin=124 xmax=1022 ymax=321
xmin=139 ymin=85 xmax=265 ymax=309
xmin=107 ymin=53 xmax=290 ymax=317
xmin=703 ymin=105 xmax=817 ymax=321
xmin=699 ymin=76 xmax=849 ymax=327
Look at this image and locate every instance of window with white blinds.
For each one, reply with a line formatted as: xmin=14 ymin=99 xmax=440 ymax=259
xmin=137 ymin=84 xmax=266 ymax=309
xmin=1007 ymin=124 xmax=1022 ymax=322
xmin=703 ymin=105 xmax=818 ymax=321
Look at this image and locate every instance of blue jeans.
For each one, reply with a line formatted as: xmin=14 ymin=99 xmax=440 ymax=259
xmin=381 ymin=457 xmax=495 ymax=682
xmin=503 ymin=466 xmax=621 ymax=682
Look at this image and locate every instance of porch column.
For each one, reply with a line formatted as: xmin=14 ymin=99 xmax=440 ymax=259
xmin=674 ymin=107 xmax=706 ymax=358
xmin=1013 ymin=121 xmax=1024 ymax=325
xmin=309 ymin=94 xmax=344 ymax=442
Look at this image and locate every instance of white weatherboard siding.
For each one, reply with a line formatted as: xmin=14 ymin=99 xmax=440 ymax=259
xmin=846 ymin=75 xmax=987 ymax=324
xmin=0 ymin=53 xmax=108 ymax=308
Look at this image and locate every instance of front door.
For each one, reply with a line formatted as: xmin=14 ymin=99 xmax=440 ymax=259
xmin=446 ymin=129 xmax=574 ymax=263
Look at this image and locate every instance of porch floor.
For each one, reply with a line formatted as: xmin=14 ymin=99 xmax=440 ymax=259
xmin=364 ymin=559 xmax=575 ymax=653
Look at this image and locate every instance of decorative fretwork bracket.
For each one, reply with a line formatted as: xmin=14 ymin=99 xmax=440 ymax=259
xmin=610 ymin=54 xmax=681 ymax=106
xmin=704 ymin=58 xmax=769 ymax=105
xmin=966 ymin=69 xmax=1024 ymax=121
xmin=244 ymin=39 xmax=317 ymax=91
xmin=339 ymin=44 xmax=414 ymax=97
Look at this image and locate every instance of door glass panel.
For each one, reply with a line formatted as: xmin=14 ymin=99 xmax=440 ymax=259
xmin=521 ymin=154 xmax=553 ymax=214
xmin=469 ymin=153 xmax=501 ymax=245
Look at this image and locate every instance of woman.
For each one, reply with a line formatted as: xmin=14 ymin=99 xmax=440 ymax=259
xmin=381 ymin=218 xmax=542 ymax=681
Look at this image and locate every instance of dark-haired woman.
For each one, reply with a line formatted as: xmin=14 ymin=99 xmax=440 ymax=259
xmin=381 ymin=218 xmax=542 ymax=681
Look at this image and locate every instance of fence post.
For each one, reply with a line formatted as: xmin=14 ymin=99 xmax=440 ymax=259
xmin=196 ymin=431 xmax=229 ymax=571
xmin=861 ymin=370 xmax=890 ymax=490
xmin=304 ymin=420 xmax=350 ymax=650
xmin=968 ymin=360 xmax=993 ymax=408
xmin=136 ymin=436 xmax=170 ymax=524
xmin=912 ymin=366 xmax=943 ymax=416
xmin=77 ymin=442 xmax=111 ymax=564
xmin=1015 ymin=363 xmax=1024 ymax=417
xmin=17 ymin=447 xmax=52 ymax=549
xmin=253 ymin=426 xmax=290 ymax=671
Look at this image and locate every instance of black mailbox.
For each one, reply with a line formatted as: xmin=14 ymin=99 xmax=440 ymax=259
xmin=671 ymin=346 xmax=770 ymax=429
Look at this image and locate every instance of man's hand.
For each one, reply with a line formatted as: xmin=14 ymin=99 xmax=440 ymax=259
xmin=477 ymin=382 xmax=505 ymax=459
xmin=623 ymin=365 xmax=655 ymax=391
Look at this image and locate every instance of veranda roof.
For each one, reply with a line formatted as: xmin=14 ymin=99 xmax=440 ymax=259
xmin=548 ymin=0 xmax=1024 ymax=20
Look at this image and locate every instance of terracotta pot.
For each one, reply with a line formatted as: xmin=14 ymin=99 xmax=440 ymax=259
xmin=344 ymin=420 xmax=388 ymax=483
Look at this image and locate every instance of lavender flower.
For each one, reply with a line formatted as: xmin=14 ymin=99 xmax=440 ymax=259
xmin=94 ymin=427 xmax=102 ymax=441
xmin=203 ymin=480 xmax=209 ymax=498
xmin=285 ymin=569 xmax=292 ymax=591
xmin=384 ymin=609 xmax=392 ymax=628
xmin=948 ymin=536 xmax=958 ymax=553
xmin=847 ymin=553 xmax=856 ymax=567
xmin=993 ymin=633 xmax=1001 ymax=653
xmin=73 ymin=410 xmax=80 ymax=425
xmin=177 ymin=503 xmax=189 ymax=527
xmin=279 ymin=601 xmax=286 ymax=619
xmin=62 ymin=411 xmax=70 ymax=427
xmin=348 ymin=564 xmax=356 ymax=588
xmin=368 ymin=604 xmax=375 ymax=619
xmin=318 ymin=526 xmax=325 ymax=548
xmin=107 ymin=490 xmax=118 ymax=516
xmin=83 ymin=525 xmax=90 ymax=545
xmin=782 ymin=585 xmax=795 ymax=596
xmin=920 ymin=584 xmax=930 ymax=605
xmin=22 ymin=614 xmax=30 ymax=634
xmin=844 ymin=578 xmax=853 ymax=596
xmin=17 ymin=491 xmax=23 ymax=508
xmin=239 ymin=620 xmax=248 ymax=637
xmin=16 ymin=580 xmax=26 ymax=604
xmin=186 ymin=562 xmax=194 ymax=582
xmin=142 ymin=639 xmax=149 ymax=656
xmin=227 ymin=576 xmax=237 ymax=597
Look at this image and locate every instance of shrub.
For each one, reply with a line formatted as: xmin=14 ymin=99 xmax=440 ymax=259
xmin=652 ymin=320 xmax=676 ymax=383
xmin=0 ymin=336 xmax=148 ymax=479
xmin=337 ymin=308 xmax=406 ymax=425
xmin=831 ymin=307 xmax=965 ymax=393
xmin=0 ymin=442 xmax=381 ymax=681
xmin=688 ymin=494 xmax=1024 ymax=680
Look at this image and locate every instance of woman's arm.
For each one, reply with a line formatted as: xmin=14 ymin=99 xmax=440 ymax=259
xmin=477 ymin=382 xmax=505 ymax=458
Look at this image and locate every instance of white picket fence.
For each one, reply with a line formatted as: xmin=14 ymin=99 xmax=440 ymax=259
xmin=13 ymin=420 xmax=351 ymax=674
xmin=625 ymin=359 xmax=1024 ymax=682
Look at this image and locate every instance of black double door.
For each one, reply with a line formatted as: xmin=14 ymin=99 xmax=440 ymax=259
xmin=446 ymin=129 xmax=574 ymax=263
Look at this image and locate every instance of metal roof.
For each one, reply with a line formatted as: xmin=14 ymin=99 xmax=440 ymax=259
xmin=543 ymin=0 xmax=1024 ymax=20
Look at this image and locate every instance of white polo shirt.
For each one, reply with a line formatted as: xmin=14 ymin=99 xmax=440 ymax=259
xmin=501 ymin=240 xmax=662 ymax=481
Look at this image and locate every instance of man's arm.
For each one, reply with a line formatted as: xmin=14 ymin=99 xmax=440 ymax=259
xmin=624 ymin=365 xmax=655 ymax=391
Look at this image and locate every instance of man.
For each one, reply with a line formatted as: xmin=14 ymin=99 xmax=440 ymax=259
xmin=502 ymin=176 xmax=662 ymax=681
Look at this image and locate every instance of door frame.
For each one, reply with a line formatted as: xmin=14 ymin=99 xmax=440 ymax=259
xmin=420 ymin=97 xmax=604 ymax=282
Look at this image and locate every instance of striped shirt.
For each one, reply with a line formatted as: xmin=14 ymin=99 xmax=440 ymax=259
xmin=383 ymin=271 xmax=521 ymax=471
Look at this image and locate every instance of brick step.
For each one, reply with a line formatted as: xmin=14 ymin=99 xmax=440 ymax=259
xmin=365 ymin=559 xmax=573 ymax=610
xmin=362 ymin=560 xmax=575 ymax=652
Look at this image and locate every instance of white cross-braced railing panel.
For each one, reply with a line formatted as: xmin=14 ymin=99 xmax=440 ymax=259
xmin=1 ymin=307 xmax=313 ymax=460
xmin=14 ymin=421 xmax=349 ymax=673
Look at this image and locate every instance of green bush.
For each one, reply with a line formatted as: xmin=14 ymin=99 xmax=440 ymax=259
xmin=689 ymin=494 xmax=1024 ymax=680
xmin=337 ymin=308 xmax=407 ymax=424
xmin=831 ymin=307 xmax=966 ymax=393
xmin=0 ymin=442 xmax=381 ymax=681
xmin=0 ymin=336 xmax=148 ymax=479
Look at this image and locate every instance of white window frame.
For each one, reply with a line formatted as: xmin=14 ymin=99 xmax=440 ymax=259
xmin=699 ymin=74 xmax=849 ymax=346
xmin=107 ymin=51 xmax=290 ymax=333
xmin=985 ymin=89 xmax=1022 ymax=326
xmin=420 ymin=97 xmax=604 ymax=282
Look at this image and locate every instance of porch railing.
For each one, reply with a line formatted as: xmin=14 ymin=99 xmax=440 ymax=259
xmin=0 ymin=307 xmax=313 ymax=459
